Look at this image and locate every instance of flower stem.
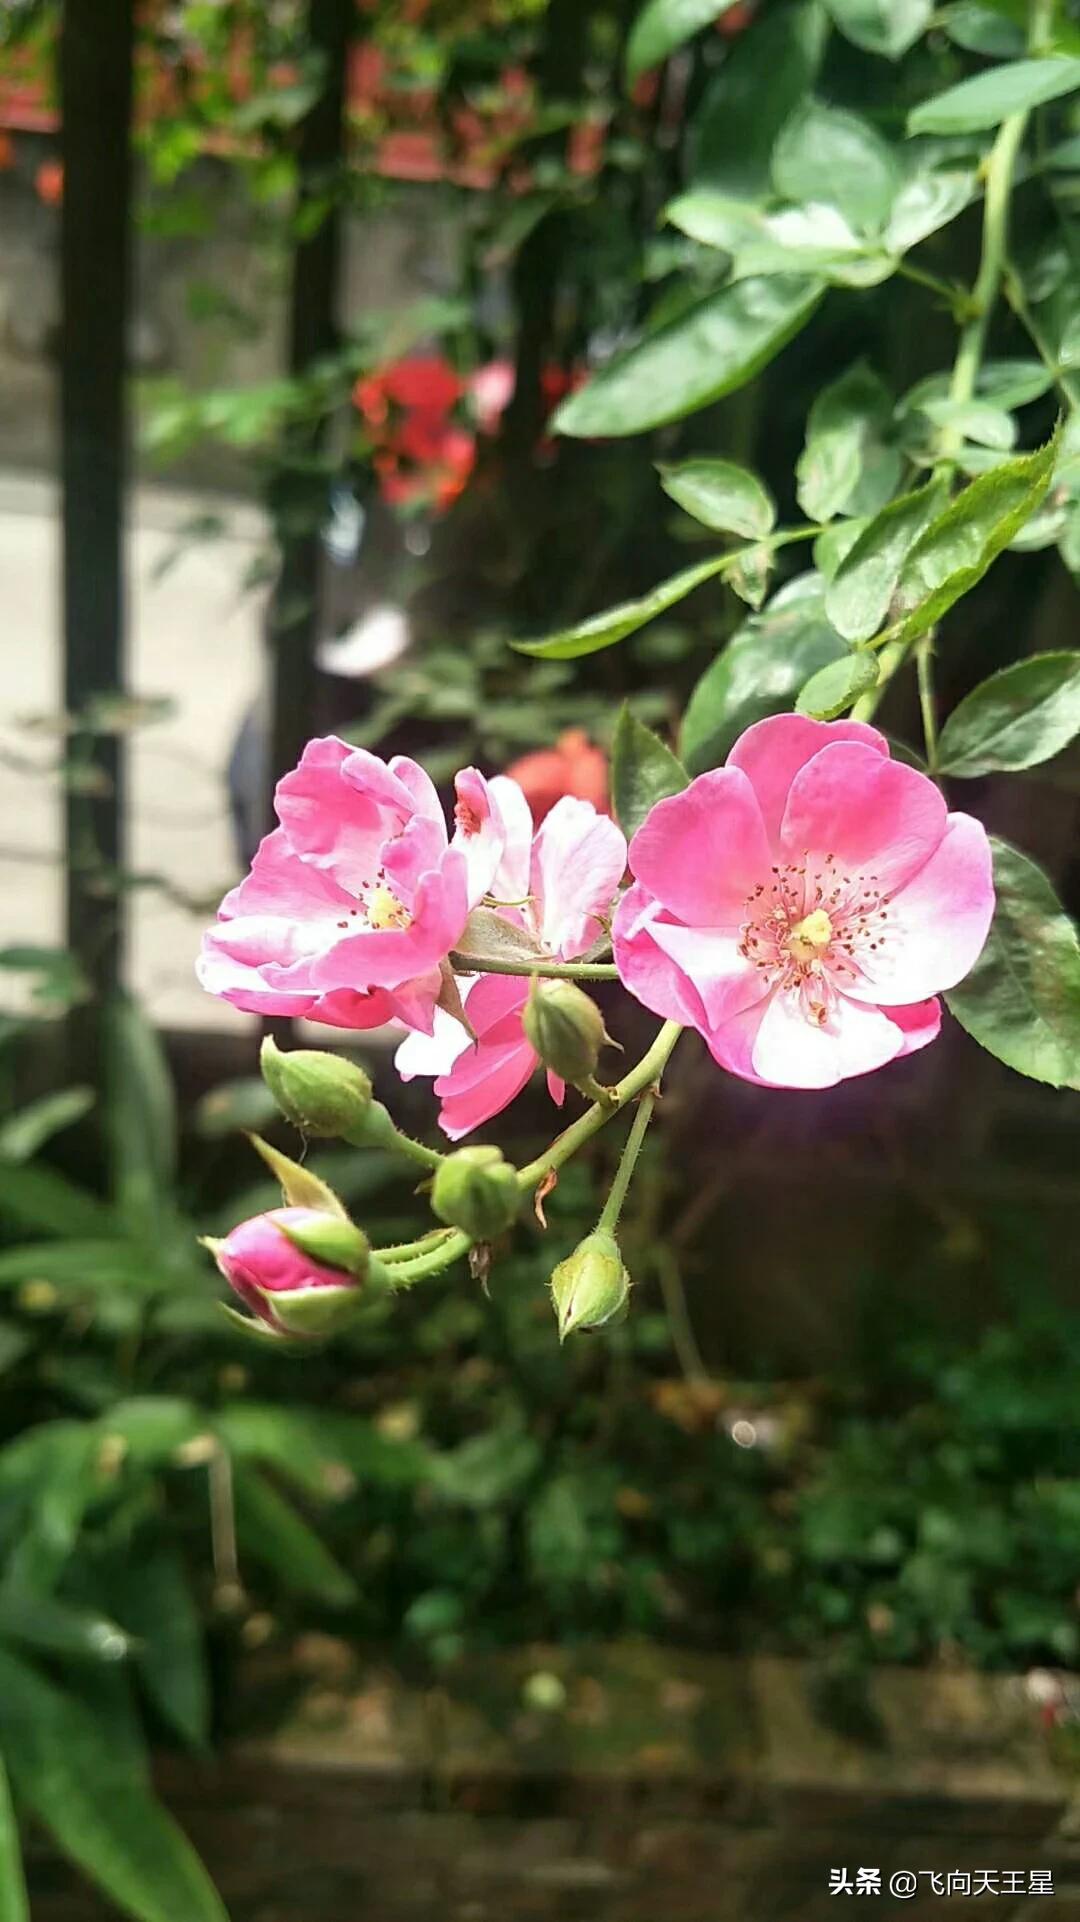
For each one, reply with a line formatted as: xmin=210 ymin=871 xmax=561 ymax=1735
xmin=517 ymin=1019 xmax=683 ymax=1194
xmin=451 ymin=952 xmax=620 ymax=980
xmin=597 ymin=1088 xmax=658 ymax=1235
xmin=383 ymin=1229 xmax=471 ymax=1287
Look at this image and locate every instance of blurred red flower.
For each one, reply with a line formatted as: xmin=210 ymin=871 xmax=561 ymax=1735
xmin=504 ymin=729 xmax=609 ymax=825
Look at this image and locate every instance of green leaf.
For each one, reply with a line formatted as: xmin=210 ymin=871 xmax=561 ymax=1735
xmin=881 ymin=169 xmax=977 ymax=253
xmin=937 ymin=653 xmax=1080 ymax=776
xmin=0 ymin=1589 xmax=131 ymax=1664
xmin=680 ymin=572 xmax=848 ymax=772
xmin=824 ymin=0 xmax=932 ymax=56
xmin=113 ymin=1545 xmax=209 ymax=1750
xmin=796 ymin=650 xmax=879 ymax=718
xmin=797 ymin=360 xmax=898 ymax=522
xmin=946 ymin=840 xmax=1080 ymax=1089
xmin=0 ymin=1239 xmax=166 ymax=1295
xmin=688 ymin=0 xmax=828 ymax=201
xmin=728 ymin=542 xmax=773 ymax=609
xmin=941 ymin=2 xmax=1025 ymax=56
xmin=918 ymin=397 xmax=1017 ymax=451
xmin=0 ymin=1650 xmax=228 ymax=1922
xmin=659 ymin=458 xmax=775 ymax=536
xmin=246 ymin=1134 xmax=348 ymax=1217
xmin=553 ymin=276 xmax=823 ymax=440
xmin=909 ymin=57 xmax=1080 ymax=136
xmin=0 ymin=1754 xmax=28 ymax=1922
xmin=104 ymin=994 xmax=177 ymax=1228
xmin=892 ymin=436 xmax=1057 ymax=644
xmin=772 ymin=100 xmax=900 ymax=234
xmin=611 ymin=706 xmax=689 ymax=839
xmin=0 ymin=1087 xmax=94 ymax=1164
xmin=232 ymin=1465 xmax=356 ymax=1606
xmin=625 ymin=0 xmax=744 ymax=82
xmin=511 ymin=555 xmax=727 ymax=660
xmin=825 ymin=479 xmax=947 ymax=642
xmin=0 ymin=1161 xmax=117 ymax=1240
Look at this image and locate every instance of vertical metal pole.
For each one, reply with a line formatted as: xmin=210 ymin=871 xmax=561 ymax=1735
xmin=266 ymin=0 xmax=351 ymax=821
xmin=60 ymin=0 xmax=135 ymax=1010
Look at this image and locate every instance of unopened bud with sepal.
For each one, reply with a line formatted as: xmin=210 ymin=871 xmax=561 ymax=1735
xmin=260 ymin=1037 xmax=373 ymax=1141
xmin=522 ymin=978 xmax=614 ymax=1090
xmin=550 ymin=1230 xmax=630 ymax=1341
xmin=431 ymin=1146 xmax=520 ymax=1241
xmin=205 ymin=1207 xmax=373 ymax=1340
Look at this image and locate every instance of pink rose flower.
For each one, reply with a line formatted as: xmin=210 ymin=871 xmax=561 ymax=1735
xmin=214 ymin=1207 xmax=354 ymax=1332
xmin=613 ymin=714 xmax=994 ymax=1091
xmin=198 ymin=738 xmax=504 ymax=1033
xmin=395 ymin=787 xmax=627 ymax=1136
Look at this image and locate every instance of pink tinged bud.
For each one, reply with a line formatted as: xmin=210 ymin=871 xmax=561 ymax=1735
xmin=211 ymin=1208 xmax=366 ymax=1338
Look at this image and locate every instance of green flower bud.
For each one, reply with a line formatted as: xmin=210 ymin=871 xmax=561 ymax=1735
xmin=550 ymin=1230 xmax=630 ymax=1341
xmin=522 ymin=978 xmax=610 ymax=1088
xmin=431 ymin=1146 xmax=520 ymax=1241
xmin=260 ymin=1037 xmax=373 ymax=1141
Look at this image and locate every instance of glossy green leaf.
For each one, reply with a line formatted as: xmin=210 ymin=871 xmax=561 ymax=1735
xmin=0 ymin=1650 xmax=228 ymax=1922
xmin=824 ymin=0 xmax=932 ymax=57
xmin=728 ymin=541 xmax=773 ymax=608
xmin=663 ymin=190 xmax=759 ymax=252
xmin=797 ymin=361 xmax=897 ymax=522
xmin=552 ymin=276 xmax=823 ymax=440
xmin=940 ymin=2 xmax=1025 ymax=56
xmin=813 ymin=517 xmax=869 ymax=578
xmin=625 ymin=0 xmax=743 ymax=82
xmin=882 ymin=170 xmax=977 ymax=253
xmin=772 ymin=100 xmax=900 ymax=234
xmin=512 ymin=555 xmax=727 ymax=660
xmin=946 ymin=840 xmax=1080 ymax=1089
xmin=918 ymin=397 xmax=1017 ymax=451
xmin=612 ymin=706 xmax=689 ymax=839
xmin=0 ymin=1590 xmax=130 ymax=1665
xmin=681 ymin=572 xmax=848 ymax=772
xmin=659 ymin=458 xmax=776 ymax=536
xmin=688 ymin=1 xmax=827 ymax=201
xmin=0 ymin=1755 xmax=28 ymax=1922
xmin=909 ymin=57 xmax=1080 ymax=136
xmin=796 ymin=650 xmax=879 ymax=718
xmin=825 ymin=479 xmax=947 ymax=642
xmin=937 ymin=653 xmax=1080 ymax=775
xmin=892 ymin=436 xmax=1057 ymax=644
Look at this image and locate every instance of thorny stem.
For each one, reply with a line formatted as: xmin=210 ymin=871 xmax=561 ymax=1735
xmin=452 ymin=953 xmax=620 ymax=980
xmin=855 ymin=79 xmax=1034 ymax=726
xmin=372 ymin=1022 xmax=685 ymax=1288
xmin=597 ymin=1088 xmax=658 ymax=1235
xmin=517 ymin=1019 xmax=683 ymax=1193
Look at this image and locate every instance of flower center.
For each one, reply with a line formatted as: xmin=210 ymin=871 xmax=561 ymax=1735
xmin=367 ymin=882 xmax=411 ymax=931
xmin=787 ymin=908 xmax=833 ymax=963
xmin=738 ymin=856 xmax=893 ymax=1023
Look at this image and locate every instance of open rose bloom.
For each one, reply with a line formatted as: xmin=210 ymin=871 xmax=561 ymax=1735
xmin=197 ymin=738 xmax=504 ymax=1034
xmin=396 ymin=783 xmax=626 ymax=1137
xmin=613 ymin=716 xmax=994 ymax=1091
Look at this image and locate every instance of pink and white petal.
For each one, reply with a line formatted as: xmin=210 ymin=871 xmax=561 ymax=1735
xmin=275 ymin=739 xmax=410 ymax=892
xmin=488 ymin=776 xmax=534 ymax=904
xmin=844 ymin=812 xmax=994 ymax=1005
xmin=395 ymin=1001 xmax=475 ymax=1081
xmin=459 ymin=971 xmax=531 ymax=1040
xmin=386 ymin=754 xmax=445 ymax=825
xmin=296 ymin=852 xmax=469 ymax=992
xmin=452 ymin=768 xmax=507 ymax=907
xmin=750 ymin=988 xmax=906 ymax=1089
xmin=728 ymin=714 xmax=888 ymax=849
xmin=647 ymin=920 xmax=770 ymax=1032
xmin=702 ymin=995 xmax=772 ymax=1085
xmin=881 ymin=996 xmax=942 ymax=1057
xmin=613 ymin=883 xmax=709 ymax=1032
xmin=306 ymin=987 xmax=400 ymax=1031
xmin=627 ymin=769 xmax=771 ymax=928
xmin=381 ymin=814 xmax=451 ymax=907
xmin=531 ymin=798 xmax=627 ymax=959
xmin=546 ymin=1070 xmax=566 ymax=1107
xmin=781 ymin=742 xmax=948 ymax=896
xmin=435 ymin=1039 xmax=538 ymax=1140
xmin=195 ymin=943 xmax=319 ymax=1018
xmin=219 ymin=828 xmax=353 ymax=923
